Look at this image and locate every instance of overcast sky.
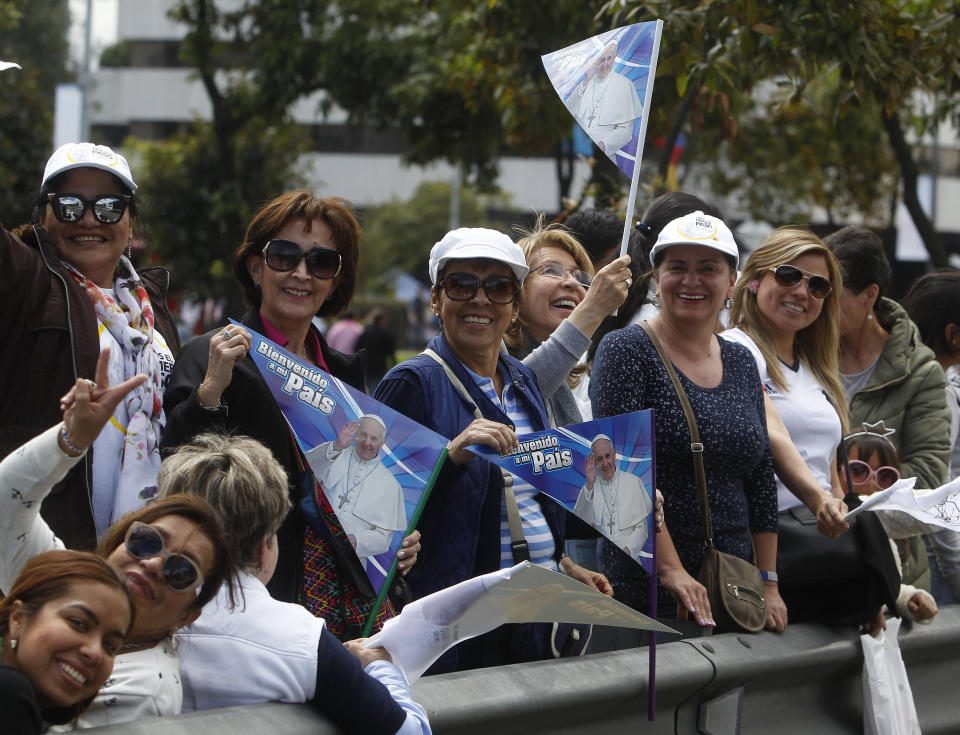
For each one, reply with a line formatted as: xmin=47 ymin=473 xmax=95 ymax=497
xmin=68 ymin=0 xmax=118 ymax=69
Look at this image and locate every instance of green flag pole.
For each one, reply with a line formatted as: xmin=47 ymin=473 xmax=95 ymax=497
xmin=360 ymin=447 xmax=448 ymax=638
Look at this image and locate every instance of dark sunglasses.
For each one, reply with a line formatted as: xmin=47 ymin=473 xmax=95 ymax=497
xmin=531 ymin=262 xmax=592 ymax=289
xmin=769 ymin=264 xmax=832 ymax=299
xmin=124 ymin=522 xmax=205 ymax=593
xmin=848 ymin=459 xmax=900 ymax=490
xmin=47 ymin=193 xmax=131 ymax=225
xmin=439 ymin=272 xmax=518 ymax=304
xmin=262 ymin=239 xmax=342 ymax=280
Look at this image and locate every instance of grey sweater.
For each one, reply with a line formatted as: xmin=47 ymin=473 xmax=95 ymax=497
xmin=510 ymin=319 xmax=591 ymax=428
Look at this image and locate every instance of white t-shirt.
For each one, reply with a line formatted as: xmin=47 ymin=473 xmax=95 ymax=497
xmin=722 ymin=328 xmax=841 ymax=511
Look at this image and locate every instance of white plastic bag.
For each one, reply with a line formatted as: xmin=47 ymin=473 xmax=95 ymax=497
xmin=861 ymin=617 xmax=922 ymax=735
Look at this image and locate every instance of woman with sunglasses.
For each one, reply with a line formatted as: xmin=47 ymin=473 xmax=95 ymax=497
xmin=376 ymin=228 xmax=608 ymax=672
xmin=0 ymin=351 xmax=236 ymax=727
xmin=725 ymin=229 xmax=848 ymax=513
xmin=162 ymin=190 xmax=418 ymax=640
xmin=0 ymin=142 xmax=180 ymax=556
xmin=723 ymin=229 xmax=865 ymax=624
xmin=1 ymin=550 xmax=134 ymax=734
xmin=836 ymin=425 xmax=938 ymax=630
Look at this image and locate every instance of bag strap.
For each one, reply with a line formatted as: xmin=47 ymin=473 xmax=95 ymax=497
xmin=421 ymin=348 xmax=531 ymax=563
xmin=639 ymin=322 xmax=715 ymax=547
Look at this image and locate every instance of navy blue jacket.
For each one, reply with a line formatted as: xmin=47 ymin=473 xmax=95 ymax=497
xmin=374 ymin=334 xmax=567 ymax=601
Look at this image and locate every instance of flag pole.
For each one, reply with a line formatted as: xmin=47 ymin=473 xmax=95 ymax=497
xmin=361 ymin=448 xmax=448 ymax=637
xmin=648 ymin=409 xmax=658 ymax=720
xmin=614 ymin=19 xmax=663 ymax=317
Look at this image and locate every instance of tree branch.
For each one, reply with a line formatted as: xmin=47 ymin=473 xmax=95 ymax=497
xmin=880 ymin=107 xmax=948 ymax=268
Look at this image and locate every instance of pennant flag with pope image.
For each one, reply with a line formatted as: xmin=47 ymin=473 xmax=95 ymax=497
xmin=542 ymin=21 xmax=663 ymax=180
xmin=469 ymin=410 xmax=656 ymax=575
xmin=238 ymin=319 xmax=448 ymax=611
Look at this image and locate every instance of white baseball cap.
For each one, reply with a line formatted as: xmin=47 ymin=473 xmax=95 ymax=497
xmin=648 ymin=211 xmax=738 ymax=269
xmin=428 ymin=227 xmax=529 ymax=285
xmin=42 ymin=142 xmax=137 ymax=192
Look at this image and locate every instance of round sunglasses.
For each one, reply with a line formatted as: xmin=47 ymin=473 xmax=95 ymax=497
xmin=848 ymin=459 xmax=900 ymax=490
xmin=262 ymin=239 xmax=342 ymax=280
xmin=769 ymin=264 xmax=832 ymax=299
xmin=124 ymin=522 xmax=205 ymax=593
xmin=438 ymin=272 xmax=518 ymax=304
xmin=531 ymin=262 xmax=592 ymax=289
xmin=47 ymin=193 xmax=131 ymax=225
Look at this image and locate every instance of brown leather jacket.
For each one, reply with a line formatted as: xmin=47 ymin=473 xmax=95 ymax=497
xmin=0 ymin=223 xmax=180 ymax=551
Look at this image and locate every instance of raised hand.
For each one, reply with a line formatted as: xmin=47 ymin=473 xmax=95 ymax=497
xmin=197 ymin=325 xmax=252 ymax=409
xmin=335 ymin=420 xmax=358 ymax=451
xmin=59 ymin=348 xmax=148 ymax=454
xmin=584 ymin=454 xmax=598 ymax=489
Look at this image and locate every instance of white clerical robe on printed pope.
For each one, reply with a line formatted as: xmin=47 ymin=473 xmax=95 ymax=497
xmin=573 ymin=469 xmax=652 ymax=561
xmin=305 ymin=442 xmax=406 ymax=562
xmin=571 ymin=70 xmax=643 ymax=154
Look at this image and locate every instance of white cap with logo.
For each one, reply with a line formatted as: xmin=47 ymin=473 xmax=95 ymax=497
xmin=42 ymin=142 xmax=137 ymax=192
xmin=428 ymin=227 xmax=529 ymax=285
xmin=648 ymin=211 xmax=738 ymax=269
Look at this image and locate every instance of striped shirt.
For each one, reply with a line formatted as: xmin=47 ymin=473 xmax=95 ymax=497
xmin=468 ymin=368 xmax=557 ymax=571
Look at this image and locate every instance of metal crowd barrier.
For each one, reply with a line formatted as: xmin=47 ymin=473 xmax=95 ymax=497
xmin=84 ymin=605 xmax=960 ymax=734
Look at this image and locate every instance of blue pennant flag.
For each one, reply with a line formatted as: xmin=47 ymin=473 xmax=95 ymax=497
xmin=469 ymin=410 xmax=656 ymax=575
xmin=542 ymin=21 xmax=663 ymax=181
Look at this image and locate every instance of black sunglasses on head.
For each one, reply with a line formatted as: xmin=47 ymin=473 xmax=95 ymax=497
xmin=769 ymin=264 xmax=832 ymax=299
xmin=262 ymin=239 xmax=342 ymax=280
xmin=47 ymin=193 xmax=131 ymax=225
xmin=438 ymin=272 xmax=518 ymax=304
xmin=124 ymin=522 xmax=205 ymax=593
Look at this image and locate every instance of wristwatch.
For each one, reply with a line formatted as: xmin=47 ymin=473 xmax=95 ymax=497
xmin=760 ymin=570 xmax=779 ymax=583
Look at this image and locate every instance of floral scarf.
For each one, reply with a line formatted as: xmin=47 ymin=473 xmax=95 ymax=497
xmin=63 ymin=256 xmax=166 ymax=522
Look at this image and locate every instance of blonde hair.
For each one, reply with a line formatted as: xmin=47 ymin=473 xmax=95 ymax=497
xmin=159 ymin=433 xmax=291 ymax=573
xmin=729 ymin=226 xmax=848 ymax=429
xmin=506 ymin=216 xmax=594 ymax=387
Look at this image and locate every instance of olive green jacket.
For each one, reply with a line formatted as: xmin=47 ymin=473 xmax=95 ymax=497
xmin=848 ymin=297 xmax=951 ymax=490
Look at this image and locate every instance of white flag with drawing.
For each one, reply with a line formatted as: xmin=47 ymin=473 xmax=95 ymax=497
xmin=365 ymin=561 xmax=675 ymax=683
xmin=845 ymin=475 xmax=960 ymax=531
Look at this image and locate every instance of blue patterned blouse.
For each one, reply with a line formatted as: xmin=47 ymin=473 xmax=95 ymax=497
xmin=590 ymin=324 xmax=777 ymax=613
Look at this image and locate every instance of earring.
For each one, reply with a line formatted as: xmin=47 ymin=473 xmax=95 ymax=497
xmin=866 ymin=313 xmax=874 ymax=321
xmin=651 ymin=294 xmax=661 ymax=308
xmin=9 ymin=638 xmax=16 ymax=650
xmin=724 ymin=297 xmax=734 ymax=310
xmin=127 ymin=239 xmax=133 ymax=260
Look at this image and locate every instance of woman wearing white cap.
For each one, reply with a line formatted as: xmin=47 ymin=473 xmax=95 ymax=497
xmin=376 ymin=227 xmax=611 ymax=673
xmin=591 ymin=211 xmax=787 ymax=632
xmin=0 ymin=142 xmax=179 ymax=554
xmin=161 ymin=190 xmax=419 ymax=642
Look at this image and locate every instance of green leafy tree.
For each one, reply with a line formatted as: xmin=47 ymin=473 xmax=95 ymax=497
xmin=701 ymin=75 xmax=897 ymax=227
xmin=0 ymin=0 xmax=72 ymax=226
xmin=132 ymin=119 xmax=308 ymax=303
xmin=603 ymin=0 xmax=960 ymax=263
xmin=359 ymin=180 xmax=514 ymax=293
